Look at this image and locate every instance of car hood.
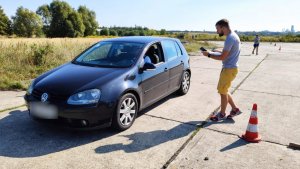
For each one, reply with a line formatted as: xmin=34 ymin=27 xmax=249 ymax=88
xmin=34 ymin=63 xmax=127 ymax=96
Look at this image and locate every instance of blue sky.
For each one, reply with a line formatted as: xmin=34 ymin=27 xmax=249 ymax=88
xmin=1 ymin=0 xmax=299 ymax=32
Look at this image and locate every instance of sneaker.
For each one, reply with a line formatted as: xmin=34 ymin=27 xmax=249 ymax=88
xmin=227 ymin=108 xmax=242 ymax=119
xmin=210 ymin=112 xmax=226 ymax=121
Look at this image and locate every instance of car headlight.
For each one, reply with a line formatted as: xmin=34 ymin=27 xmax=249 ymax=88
xmin=26 ymin=80 xmax=35 ymax=95
xmin=67 ymin=89 xmax=101 ymax=105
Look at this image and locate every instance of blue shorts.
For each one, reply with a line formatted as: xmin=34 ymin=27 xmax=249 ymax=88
xmin=254 ymin=44 xmax=259 ymax=48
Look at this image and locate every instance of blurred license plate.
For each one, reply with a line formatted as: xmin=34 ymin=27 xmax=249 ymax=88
xmin=30 ymin=102 xmax=58 ymax=119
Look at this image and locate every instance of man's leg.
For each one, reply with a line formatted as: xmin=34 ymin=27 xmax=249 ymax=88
xmin=252 ymin=47 xmax=255 ymax=54
xmin=227 ymin=93 xmax=237 ymax=110
xmin=220 ymin=93 xmax=228 ymax=114
xmin=256 ymin=47 xmax=259 ymax=55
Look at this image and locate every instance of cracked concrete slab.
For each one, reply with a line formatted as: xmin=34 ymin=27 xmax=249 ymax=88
xmin=168 ymin=129 xmax=300 ymax=169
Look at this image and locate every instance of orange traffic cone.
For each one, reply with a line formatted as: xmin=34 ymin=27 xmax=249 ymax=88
xmin=241 ymin=104 xmax=261 ymax=143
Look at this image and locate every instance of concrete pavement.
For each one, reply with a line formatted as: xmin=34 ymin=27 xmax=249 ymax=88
xmin=0 ymin=91 xmax=25 ymax=112
xmin=0 ymin=42 xmax=299 ymax=169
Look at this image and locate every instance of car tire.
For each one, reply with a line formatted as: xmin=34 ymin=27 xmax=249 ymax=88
xmin=112 ymin=93 xmax=138 ymax=131
xmin=177 ymin=70 xmax=190 ymax=95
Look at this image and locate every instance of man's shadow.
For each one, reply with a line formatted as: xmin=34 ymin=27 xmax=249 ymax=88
xmin=201 ymin=117 xmax=236 ymax=128
xmin=0 ymin=110 xmax=118 ymax=158
xmin=95 ymin=121 xmax=198 ymax=154
xmin=200 ymin=116 xmax=250 ymax=152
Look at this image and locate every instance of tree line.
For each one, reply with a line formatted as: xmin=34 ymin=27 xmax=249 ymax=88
xmin=0 ymin=1 xmax=169 ymax=38
xmin=0 ymin=1 xmax=98 ymax=37
xmin=99 ymin=26 xmax=168 ymax=36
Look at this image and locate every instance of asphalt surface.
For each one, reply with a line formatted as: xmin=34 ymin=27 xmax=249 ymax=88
xmin=0 ymin=42 xmax=299 ymax=169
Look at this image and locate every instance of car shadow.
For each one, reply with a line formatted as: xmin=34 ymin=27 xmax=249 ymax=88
xmin=0 ymin=93 xmax=199 ymax=158
xmin=95 ymin=121 xmax=198 ymax=154
xmin=0 ymin=110 xmax=119 ymax=158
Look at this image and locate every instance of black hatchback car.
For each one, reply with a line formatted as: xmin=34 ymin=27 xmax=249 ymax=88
xmin=24 ymin=36 xmax=191 ymax=130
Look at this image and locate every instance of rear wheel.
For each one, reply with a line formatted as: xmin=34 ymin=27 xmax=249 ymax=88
xmin=112 ymin=93 xmax=138 ymax=131
xmin=177 ymin=70 xmax=190 ymax=95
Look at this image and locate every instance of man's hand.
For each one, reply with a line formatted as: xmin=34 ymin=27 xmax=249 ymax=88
xmin=202 ymin=51 xmax=209 ymax=57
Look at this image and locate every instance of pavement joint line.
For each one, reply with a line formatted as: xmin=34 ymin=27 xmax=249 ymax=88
xmin=161 ymin=126 xmax=202 ymax=169
xmin=144 ymin=114 xmax=197 ymax=127
xmin=203 ymin=127 xmax=239 ymax=137
xmin=162 ymin=55 xmax=270 ymax=168
xmin=203 ymin=127 xmax=288 ymax=147
xmin=0 ymin=104 xmax=26 ymax=113
xmin=237 ymin=89 xmax=300 ymax=98
xmin=231 ymin=54 xmax=269 ymax=94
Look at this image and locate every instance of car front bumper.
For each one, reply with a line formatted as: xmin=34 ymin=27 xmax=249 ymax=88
xmin=24 ymin=94 xmax=116 ymax=128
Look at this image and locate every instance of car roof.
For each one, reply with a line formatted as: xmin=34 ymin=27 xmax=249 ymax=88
xmin=101 ymin=36 xmax=178 ymax=44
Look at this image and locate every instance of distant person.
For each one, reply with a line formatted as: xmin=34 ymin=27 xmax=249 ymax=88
xmin=252 ymin=35 xmax=260 ymax=55
xmin=201 ymin=19 xmax=242 ymax=121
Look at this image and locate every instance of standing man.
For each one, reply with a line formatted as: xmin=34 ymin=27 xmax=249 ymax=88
xmin=252 ymin=34 xmax=260 ymax=55
xmin=202 ymin=19 xmax=242 ymax=121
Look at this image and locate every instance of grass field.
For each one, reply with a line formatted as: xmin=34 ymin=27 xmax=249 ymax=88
xmin=0 ymin=37 xmax=215 ymax=90
xmin=0 ymin=38 xmax=104 ymax=90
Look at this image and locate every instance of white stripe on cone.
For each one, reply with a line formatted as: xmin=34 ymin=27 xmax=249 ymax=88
xmin=246 ymin=123 xmax=258 ymax=133
xmin=250 ymin=110 xmax=257 ymax=117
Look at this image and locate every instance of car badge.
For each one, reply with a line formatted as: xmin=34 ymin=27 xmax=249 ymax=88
xmin=41 ymin=93 xmax=49 ymax=102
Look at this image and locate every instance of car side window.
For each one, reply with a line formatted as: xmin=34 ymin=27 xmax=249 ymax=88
xmin=175 ymin=42 xmax=183 ymax=56
xmin=162 ymin=40 xmax=178 ymax=61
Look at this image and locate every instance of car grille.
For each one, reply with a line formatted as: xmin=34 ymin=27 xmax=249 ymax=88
xmin=32 ymin=89 xmax=69 ymax=101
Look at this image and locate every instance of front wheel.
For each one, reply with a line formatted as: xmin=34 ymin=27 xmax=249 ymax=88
xmin=112 ymin=93 xmax=138 ymax=131
xmin=177 ymin=70 xmax=190 ymax=95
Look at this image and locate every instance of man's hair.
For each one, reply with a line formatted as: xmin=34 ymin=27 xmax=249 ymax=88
xmin=215 ymin=19 xmax=230 ymax=28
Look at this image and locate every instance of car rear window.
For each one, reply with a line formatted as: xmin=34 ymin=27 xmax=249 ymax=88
xmin=162 ymin=40 xmax=178 ymax=61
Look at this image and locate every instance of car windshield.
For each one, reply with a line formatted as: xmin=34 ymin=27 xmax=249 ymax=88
xmin=74 ymin=41 xmax=144 ymax=68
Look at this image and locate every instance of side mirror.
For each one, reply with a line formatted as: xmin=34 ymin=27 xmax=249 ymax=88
xmin=143 ymin=62 xmax=156 ymax=70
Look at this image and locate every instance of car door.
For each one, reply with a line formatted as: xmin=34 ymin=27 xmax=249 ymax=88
xmin=161 ymin=40 xmax=184 ymax=93
xmin=140 ymin=48 xmax=169 ymax=107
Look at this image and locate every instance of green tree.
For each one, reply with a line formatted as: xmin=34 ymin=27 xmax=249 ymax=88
xmin=125 ymin=31 xmax=138 ymax=36
xmin=100 ymin=28 xmax=109 ymax=36
xmin=42 ymin=1 xmax=85 ymax=37
xmin=66 ymin=11 xmax=85 ymax=37
xmin=109 ymin=30 xmax=117 ymax=36
xmin=48 ymin=1 xmax=73 ymax=37
xmin=36 ymin=4 xmax=51 ymax=35
xmin=160 ymin=29 xmax=166 ymax=35
xmin=78 ymin=6 xmax=98 ymax=36
xmin=12 ymin=7 xmax=43 ymax=37
xmin=0 ymin=6 xmax=12 ymax=35
xmin=117 ymin=30 xmax=124 ymax=36
xmin=139 ymin=31 xmax=145 ymax=36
